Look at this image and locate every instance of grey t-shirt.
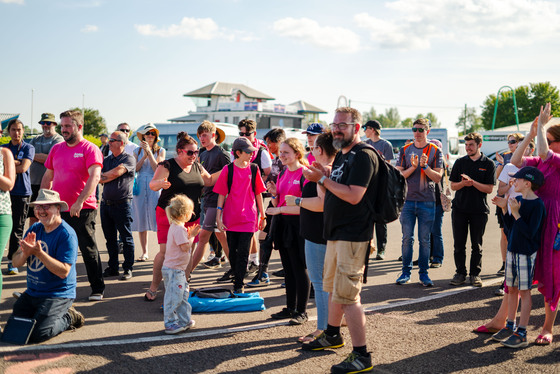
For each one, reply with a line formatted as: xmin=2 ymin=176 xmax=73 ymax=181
xmin=28 ymin=134 xmax=64 ymax=185
xmin=200 ymin=145 xmax=231 ymax=207
xmin=397 ymin=143 xmax=443 ymax=202
xmin=366 ymin=138 xmax=394 ymax=160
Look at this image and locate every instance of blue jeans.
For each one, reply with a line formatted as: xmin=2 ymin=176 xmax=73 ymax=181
xmin=305 ymin=240 xmax=329 ymax=331
xmin=430 ymin=204 xmax=444 ymax=264
xmin=12 ymin=292 xmax=73 ymax=343
xmin=162 ymin=266 xmax=192 ymax=328
xmin=400 ymin=201 xmax=435 ymax=275
xmin=100 ymin=200 xmax=135 ymax=272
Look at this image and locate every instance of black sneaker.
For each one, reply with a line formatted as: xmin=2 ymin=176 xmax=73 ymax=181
xmin=103 ymin=267 xmax=119 ymax=277
xmin=270 ymin=307 xmax=295 ymax=320
xmin=497 ymin=262 xmax=505 ymax=276
xmin=375 ymin=251 xmax=385 ymax=260
xmin=246 ymin=261 xmax=259 ymax=275
xmin=203 ymin=257 xmax=222 ymax=269
xmin=272 ymin=269 xmax=285 ymax=277
xmin=302 ymin=331 xmax=345 ymax=351
xmin=501 ymin=332 xmax=528 ymax=348
xmin=331 ymin=351 xmax=373 ymax=374
xmin=119 ymin=269 xmax=132 ymax=281
xmin=216 ymin=269 xmax=234 ymax=283
xmin=233 ymin=286 xmax=244 ymax=294
xmin=450 ymin=273 xmax=466 ymax=286
xmin=67 ymin=305 xmax=85 ymax=329
xmin=470 ymin=275 xmax=483 ymax=287
xmin=289 ymin=311 xmax=308 ymax=325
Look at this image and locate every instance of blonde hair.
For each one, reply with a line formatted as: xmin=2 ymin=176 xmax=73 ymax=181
xmin=165 ymin=195 xmax=194 ymax=225
xmin=283 ymin=137 xmax=308 ymax=166
xmin=548 ymin=123 xmax=560 ymax=143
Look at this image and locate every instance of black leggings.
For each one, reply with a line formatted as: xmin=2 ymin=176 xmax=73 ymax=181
xmin=273 ymin=214 xmax=309 ymax=313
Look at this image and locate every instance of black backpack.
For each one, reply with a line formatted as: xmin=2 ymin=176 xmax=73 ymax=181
xmin=227 ymin=162 xmax=259 ymax=195
xmin=347 ymin=143 xmax=407 ymax=224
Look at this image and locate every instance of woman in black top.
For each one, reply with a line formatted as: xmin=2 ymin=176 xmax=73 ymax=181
xmin=287 ymin=132 xmax=337 ymax=342
xmin=143 ymin=132 xmax=214 ymax=301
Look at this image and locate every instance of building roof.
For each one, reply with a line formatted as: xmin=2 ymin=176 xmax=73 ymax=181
xmin=168 ymin=113 xmax=208 ymax=123
xmin=0 ymin=113 xmax=20 ymax=131
xmin=184 ymin=82 xmax=275 ymax=101
xmin=497 ymin=117 xmax=560 ymax=132
xmin=289 ymin=100 xmax=327 ymax=114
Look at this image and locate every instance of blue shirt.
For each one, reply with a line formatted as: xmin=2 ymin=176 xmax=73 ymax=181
xmin=101 ymin=152 xmax=136 ymax=200
xmin=502 ymin=196 xmax=546 ymax=256
xmin=25 ymin=220 xmax=78 ymax=299
xmin=2 ymin=141 xmax=35 ymax=196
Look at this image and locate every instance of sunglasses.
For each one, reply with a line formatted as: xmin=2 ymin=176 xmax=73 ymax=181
xmin=508 ymin=140 xmax=518 ymax=145
xmin=547 ymin=138 xmax=558 ymax=146
xmin=180 ymin=149 xmax=199 ymax=156
xmin=144 ymin=131 xmax=157 ymax=136
xmin=109 ymin=138 xmax=122 ymax=143
xmin=239 ymin=131 xmax=254 ymax=136
xmin=411 ymin=128 xmax=425 ymax=133
xmin=243 ymin=149 xmax=253 ymax=155
xmin=119 ymin=128 xmax=130 ymax=133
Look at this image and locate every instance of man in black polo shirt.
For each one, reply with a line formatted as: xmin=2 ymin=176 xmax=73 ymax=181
xmin=99 ymin=131 xmax=136 ymax=280
xmin=449 ymin=132 xmax=495 ymax=287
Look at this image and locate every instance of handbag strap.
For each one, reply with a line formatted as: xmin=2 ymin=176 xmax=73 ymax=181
xmin=444 ymin=164 xmax=449 ymax=189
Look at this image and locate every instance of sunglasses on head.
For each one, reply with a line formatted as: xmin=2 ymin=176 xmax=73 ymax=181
xmin=411 ymin=128 xmax=425 ymax=133
xmin=508 ymin=140 xmax=518 ymax=145
xmin=239 ymin=131 xmax=254 ymax=137
xmin=144 ymin=131 xmax=157 ymax=136
xmin=180 ymin=149 xmax=199 ymax=156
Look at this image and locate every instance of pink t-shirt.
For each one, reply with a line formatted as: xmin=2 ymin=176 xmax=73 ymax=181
xmin=163 ymin=223 xmax=191 ymax=270
xmin=276 ymin=167 xmax=304 ymax=212
xmin=307 ymin=153 xmax=316 ymax=165
xmin=213 ymin=163 xmax=266 ymax=232
xmin=44 ymin=140 xmax=103 ymax=210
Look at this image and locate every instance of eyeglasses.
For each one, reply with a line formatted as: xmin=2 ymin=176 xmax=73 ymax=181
xmin=109 ymin=138 xmax=122 ymax=143
xmin=411 ymin=128 xmax=425 ymax=133
xmin=144 ymin=131 xmax=157 ymax=136
xmin=119 ymin=128 xmax=130 ymax=133
xmin=508 ymin=140 xmax=518 ymax=145
xmin=34 ymin=204 xmax=54 ymax=211
xmin=180 ymin=149 xmax=199 ymax=156
xmin=239 ymin=131 xmax=254 ymax=137
xmin=547 ymin=138 xmax=558 ymax=146
xmin=329 ymin=123 xmax=356 ymax=130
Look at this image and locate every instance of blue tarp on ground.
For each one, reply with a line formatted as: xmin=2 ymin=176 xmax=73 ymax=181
xmin=189 ymin=291 xmax=265 ymax=313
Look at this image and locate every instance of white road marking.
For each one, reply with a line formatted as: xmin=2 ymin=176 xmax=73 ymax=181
xmin=0 ymin=279 xmax=501 ymax=353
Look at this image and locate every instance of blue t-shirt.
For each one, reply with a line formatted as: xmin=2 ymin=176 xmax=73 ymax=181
xmin=2 ymin=141 xmax=35 ymax=196
xmin=25 ymin=220 xmax=78 ymax=299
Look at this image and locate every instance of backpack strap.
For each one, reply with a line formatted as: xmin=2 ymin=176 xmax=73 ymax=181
xmin=227 ymin=163 xmax=235 ymax=194
xmin=250 ymin=163 xmax=258 ymax=195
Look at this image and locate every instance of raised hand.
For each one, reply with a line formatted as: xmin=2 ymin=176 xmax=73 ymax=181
xmin=491 ymin=195 xmax=508 ymax=209
xmin=410 ymin=154 xmax=419 ymax=168
xmin=538 ymin=103 xmax=552 ymax=129
xmin=266 ymin=181 xmax=277 ymax=196
xmin=495 ymin=152 xmax=504 ymax=165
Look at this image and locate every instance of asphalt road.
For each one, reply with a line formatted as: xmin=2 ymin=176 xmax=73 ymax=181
xmin=0 ymin=201 xmax=558 ymax=373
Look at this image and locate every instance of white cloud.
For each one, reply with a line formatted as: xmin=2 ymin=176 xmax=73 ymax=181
xmin=81 ymin=25 xmax=98 ymax=33
xmin=135 ymin=17 xmax=254 ymax=42
xmin=356 ymin=0 xmax=560 ymax=50
xmin=273 ymin=17 xmax=361 ymax=53
xmin=1 ymin=0 xmax=24 ymax=4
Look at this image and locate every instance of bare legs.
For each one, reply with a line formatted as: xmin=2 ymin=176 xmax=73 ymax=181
xmin=146 ymin=243 xmax=166 ymax=298
xmin=328 ymin=294 xmax=366 ymax=347
xmin=138 ymin=231 xmax=148 ymax=258
xmin=188 ymin=229 xmax=229 ymax=274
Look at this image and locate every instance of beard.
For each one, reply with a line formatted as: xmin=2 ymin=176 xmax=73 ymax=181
xmin=63 ymin=132 xmax=77 ymax=144
xmin=332 ymin=134 xmax=353 ymax=150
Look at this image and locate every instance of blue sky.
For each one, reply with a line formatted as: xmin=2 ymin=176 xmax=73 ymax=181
xmin=2 ymin=0 xmax=560 ymax=135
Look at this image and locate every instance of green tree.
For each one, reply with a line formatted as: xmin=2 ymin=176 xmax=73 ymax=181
xmin=362 ymin=107 xmax=378 ymax=123
xmin=455 ymin=107 xmax=483 ymax=135
xmin=401 ymin=113 xmax=440 ymax=128
xmin=67 ymin=107 xmax=108 ymax=136
xmin=378 ymin=107 xmax=401 ymax=128
xmin=480 ymin=82 xmax=560 ymax=130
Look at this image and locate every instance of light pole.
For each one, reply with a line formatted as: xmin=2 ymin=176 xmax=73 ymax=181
xmin=491 ymin=85 xmax=520 ymax=131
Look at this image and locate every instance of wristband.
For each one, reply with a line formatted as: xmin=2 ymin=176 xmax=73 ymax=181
xmin=497 ymin=163 xmax=503 ymax=166
xmin=260 ymin=216 xmax=267 ymax=220
xmin=295 ymin=197 xmax=302 ymax=206
xmin=217 ymin=207 xmax=223 ymax=211
xmin=271 ymin=195 xmax=277 ymax=199
xmin=318 ymin=175 xmax=327 ymax=186
xmin=421 ymin=166 xmax=427 ymax=170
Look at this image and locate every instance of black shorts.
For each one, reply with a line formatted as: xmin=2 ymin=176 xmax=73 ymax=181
xmin=28 ymin=184 xmax=41 ymax=219
xmin=495 ymin=205 xmax=504 ymax=228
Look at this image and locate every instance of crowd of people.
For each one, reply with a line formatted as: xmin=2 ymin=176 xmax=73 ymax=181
xmin=1 ymin=104 xmax=559 ymax=373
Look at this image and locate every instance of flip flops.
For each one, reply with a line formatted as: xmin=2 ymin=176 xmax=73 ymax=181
xmin=473 ymin=325 xmax=501 ymax=334
xmin=534 ymin=334 xmax=553 ymax=345
xmin=144 ymin=289 xmax=157 ymax=302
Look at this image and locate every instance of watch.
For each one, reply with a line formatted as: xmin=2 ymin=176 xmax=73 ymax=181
xmin=295 ymin=197 xmax=302 ymax=206
xmin=318 ymin=175 xmax=327 ymax=186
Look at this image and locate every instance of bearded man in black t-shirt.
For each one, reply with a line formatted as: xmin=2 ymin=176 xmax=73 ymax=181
xmin=302 ymin=107 xmax=376 ymax=373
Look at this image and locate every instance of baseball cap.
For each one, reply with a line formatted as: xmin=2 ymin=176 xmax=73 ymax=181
xmin=302 ymin=123 xmax=325 ymax=135
xmin=232 ymin=137 xmax=257 ymax=153
xmin=509 ymin=166 xmax=544 ymax=187
xmin=364 ymin=120 xmax=381 ymax=130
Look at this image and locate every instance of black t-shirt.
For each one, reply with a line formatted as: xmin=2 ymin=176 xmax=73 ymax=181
xmin=449 ymin=153 xmax=496 ymax=214
xmin=199 ymin=145 xmax=231 ymax=208
xmin=157 ymin=158 xmax=204 ymax=222
xmin=324 ymin=142 xmax=379 ymax=242
xmin=101 ymin=152 xmax=136 ymax=200
xmin=300 ymin=181 xmax=326 ymax=244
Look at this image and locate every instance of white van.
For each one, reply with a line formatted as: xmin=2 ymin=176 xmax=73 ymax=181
xmin=130 ymin=122 xmax=239 ymax=159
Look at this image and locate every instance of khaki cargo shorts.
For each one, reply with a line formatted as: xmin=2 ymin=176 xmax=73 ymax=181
xmin=323 ymin=240 xmax=368 ymax=304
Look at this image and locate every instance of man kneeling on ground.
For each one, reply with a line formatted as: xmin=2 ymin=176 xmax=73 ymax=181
xmin=9 ymin=189 xmax=84 ymax=343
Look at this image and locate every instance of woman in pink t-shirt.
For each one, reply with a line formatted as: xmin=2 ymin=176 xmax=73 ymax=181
xmin=214 ymin=137 xmax=266 ymax=294
xmin=266 ymin=138 xmax=310 ymax=325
